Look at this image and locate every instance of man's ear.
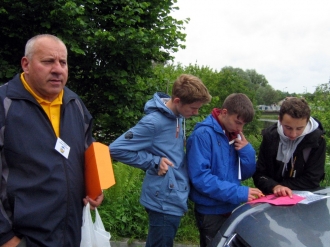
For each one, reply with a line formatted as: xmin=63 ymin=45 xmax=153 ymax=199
xmin=173 ymin=97 xmax=181 ymax=104
xmin=21 ymin=57 xmax=29 ymax=73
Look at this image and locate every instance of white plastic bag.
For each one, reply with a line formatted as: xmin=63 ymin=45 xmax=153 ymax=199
xmin=80 ymin=202 xmax=111 ymax=247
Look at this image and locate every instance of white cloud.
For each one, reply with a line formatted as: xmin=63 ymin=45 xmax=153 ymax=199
xmin=171 ymin=0 xmax=330 ymax=93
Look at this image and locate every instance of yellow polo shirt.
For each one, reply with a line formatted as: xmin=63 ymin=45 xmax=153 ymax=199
xmin=20 ymin=73 xmax=63 ymax=137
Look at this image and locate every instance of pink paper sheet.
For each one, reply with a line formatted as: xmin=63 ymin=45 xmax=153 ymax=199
xmin=248 ymin=194 xmax=305 ymax=205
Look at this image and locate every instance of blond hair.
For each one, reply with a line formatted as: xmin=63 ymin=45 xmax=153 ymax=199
xmin=171 ymin=74 xmax=211 ymax=104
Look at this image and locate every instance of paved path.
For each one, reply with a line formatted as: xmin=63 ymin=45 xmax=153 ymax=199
xmin=110 ymin=239 xmax=198 ymax=247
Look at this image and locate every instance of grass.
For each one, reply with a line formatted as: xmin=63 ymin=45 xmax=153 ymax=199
xmin=259 ymin=114 xmax=279 ymax=120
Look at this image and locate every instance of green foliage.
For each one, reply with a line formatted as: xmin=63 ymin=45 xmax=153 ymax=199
xmin=256 ymin=85 xmax=280 ymax=105
xmin=100 ymin=162 xmax=148 ymax=241
xmin=0 ymin=0 xmax=187 ymax=143
xmin=176 ymin=201 xmax=199 ymax=244
xmin=246 ymin=69 xmax=268 ymax=87
xmin=306 ymin=84 xmax=330 ymax=154
xmin=320 ymin=156 xmax=330 ymax=187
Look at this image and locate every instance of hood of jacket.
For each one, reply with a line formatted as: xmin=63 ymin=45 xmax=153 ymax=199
xmin=144 ymin=92 xmax=179 ymax=119
xmin=194 ymin=113 xmax=224 ymax=135
xmin=262 ymin=118 xmax=325 ymax=150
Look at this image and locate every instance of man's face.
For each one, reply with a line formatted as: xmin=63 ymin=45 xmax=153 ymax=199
xmin=280 ymin=114 xmax=308 ymax=140
xmin=219 ymin=110 xmax=245 ymax=133
xmin=176 ymin=100 xmax=205 ymax=118
xmin=21 ymin=37 xmax=68 ymax=102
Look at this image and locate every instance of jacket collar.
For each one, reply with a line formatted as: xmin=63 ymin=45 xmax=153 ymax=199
xmin=7 ymin=73 xmax=78 ymax=106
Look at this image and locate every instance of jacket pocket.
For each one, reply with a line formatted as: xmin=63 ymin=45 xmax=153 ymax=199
xmin=163 ymin=178 xmax=189 ymax=212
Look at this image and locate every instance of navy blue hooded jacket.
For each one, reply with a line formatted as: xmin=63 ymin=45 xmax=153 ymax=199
xmin=0 ymin=74 xmax=94 ymax=246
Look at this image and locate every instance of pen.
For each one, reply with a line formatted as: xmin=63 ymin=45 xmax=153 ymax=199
xmin=238 ymin=157 xmax=241 ymax=180
xmin=253 ymin=193 xmax=265 ymax=200
xmin=290 ymin=156 xmax=296 ymax=177
xmin=237 ymin=134 xmax=242 ymax=180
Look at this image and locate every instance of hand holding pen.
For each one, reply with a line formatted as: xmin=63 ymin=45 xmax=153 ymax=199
xmin=235 ymin=132 xmax=248 ymax=180
xmin=247 ymin=188 xmax=264 ymax=202
xmin=234 ymin=132 xmax=248 ymax=151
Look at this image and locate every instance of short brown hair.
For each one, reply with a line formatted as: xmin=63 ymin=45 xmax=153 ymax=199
xmin=171 ymin=74 xmax=211 ymax=105
xmin=222 ymin=93 xmax=254 ymax=123
xmin=279 ymin=97 xmax=310 ymax=121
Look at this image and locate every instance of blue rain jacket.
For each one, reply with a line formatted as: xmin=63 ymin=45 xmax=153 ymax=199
xmin=110 ymin=92 xmax=189 ymax=216
xmin=187 ymin=114 xmax=256 ymax=214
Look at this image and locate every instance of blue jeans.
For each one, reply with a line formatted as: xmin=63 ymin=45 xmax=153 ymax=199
xmin=145 ymin=208 xmax=181 ymax=247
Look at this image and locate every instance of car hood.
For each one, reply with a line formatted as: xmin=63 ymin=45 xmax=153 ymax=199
xmin=212 ymin=187 xmax=330 ymax=247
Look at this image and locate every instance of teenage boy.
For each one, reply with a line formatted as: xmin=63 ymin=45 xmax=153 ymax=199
xmin=253 ymin=97 xmax=326 ymax=197
xmin=109 ymin=74 xmax=211 ymax=247
xmin=186 ymin=93 xmax=263 ymax=247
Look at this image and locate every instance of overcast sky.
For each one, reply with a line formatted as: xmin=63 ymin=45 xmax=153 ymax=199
xmin=170 ymin=0 xmax=330 ymax=94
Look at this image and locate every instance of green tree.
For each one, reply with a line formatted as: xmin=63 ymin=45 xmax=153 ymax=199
xmin=0 ymin=0 xmax=187 ymax=143
xmin=255 ymin=85 xmax=279 ymax=105
xmin=246 ymin=69 xmax=268 ymax=88
xmin=307 ymin=83 xmax=330 ymax=153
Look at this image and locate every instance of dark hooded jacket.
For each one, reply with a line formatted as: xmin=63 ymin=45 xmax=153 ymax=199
xmin=253 ymin=119 xmax=326 ymax=194
xmin=0 ymin=74 xmax=94 ymax=246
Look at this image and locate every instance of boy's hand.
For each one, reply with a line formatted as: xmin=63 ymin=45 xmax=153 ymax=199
xmin=234 ymin=131 xmax=248 ymax=150
xmin=158 ymin=157 xmax=174 ymax=176
xmin=273 ymin=185 xmax=293 ymax=198
xmin=247 ymin=187 xmax=263 ymax=201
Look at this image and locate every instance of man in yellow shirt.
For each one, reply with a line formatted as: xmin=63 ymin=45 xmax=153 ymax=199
xmin=0 ymin=34 xmax=103 ymax=247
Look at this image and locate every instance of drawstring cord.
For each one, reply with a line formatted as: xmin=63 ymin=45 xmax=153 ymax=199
xmin=183 ymin=118 xmax=186 ymax=139
xmin=176 ymin=118 xmax=179 ymax=138
xmin=175 ymin=118 xmax=186 ymax=146
xmin=183 ymin=118 xmax=186 ymax=146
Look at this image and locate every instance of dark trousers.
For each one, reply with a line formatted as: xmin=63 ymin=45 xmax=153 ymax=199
xmin=194 ymin=209 xmax=231 ymax=247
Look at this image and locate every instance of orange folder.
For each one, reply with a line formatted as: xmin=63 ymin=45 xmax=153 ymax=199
xmin=85 ymin=142 xmax=116 ymax=200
